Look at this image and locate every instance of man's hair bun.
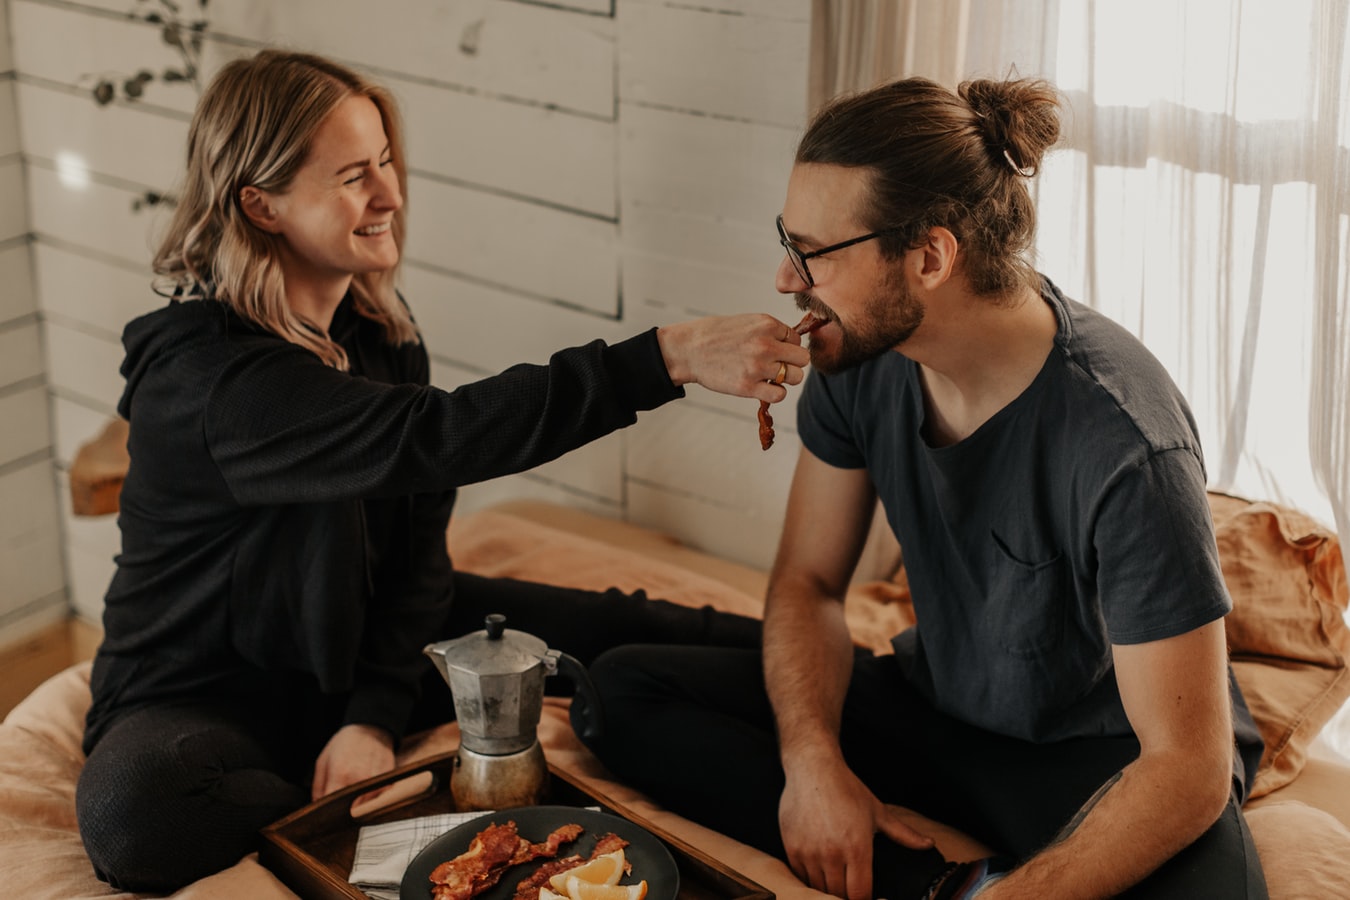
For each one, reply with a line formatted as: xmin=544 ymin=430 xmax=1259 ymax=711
xmin=960 ymin=77 xmax=1062 ymax=176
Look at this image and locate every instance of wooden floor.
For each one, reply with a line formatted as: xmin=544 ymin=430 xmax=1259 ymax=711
xmin=0 ymin=618 xmax=101 ymax=719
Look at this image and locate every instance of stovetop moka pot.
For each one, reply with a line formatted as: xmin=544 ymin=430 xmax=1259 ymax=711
xmin=423 ymin=614 xmax=601 ymax=810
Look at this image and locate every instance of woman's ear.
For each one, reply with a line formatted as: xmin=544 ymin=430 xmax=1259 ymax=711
xmin=239 ymin=186 xmax=282 ymax=233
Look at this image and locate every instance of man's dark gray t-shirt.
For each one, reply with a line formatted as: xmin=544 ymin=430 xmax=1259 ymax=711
xmin=797 ymin=277 xmax=1262 ymax=793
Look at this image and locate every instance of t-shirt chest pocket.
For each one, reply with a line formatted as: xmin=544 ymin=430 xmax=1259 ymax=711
xmin=985 ymin=530 xmax=1068 ymax=658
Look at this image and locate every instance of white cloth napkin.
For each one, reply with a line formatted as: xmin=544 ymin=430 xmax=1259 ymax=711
xmin=348 ymin=810 xmax=491 ymax=900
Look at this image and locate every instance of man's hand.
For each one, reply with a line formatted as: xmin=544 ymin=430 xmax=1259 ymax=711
xmin=779 ymin=750 xmax=934 ymax=900
xmin=311 ymin=723 xmax=396 ymax=801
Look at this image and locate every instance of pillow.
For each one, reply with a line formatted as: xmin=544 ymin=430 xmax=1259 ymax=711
xmin=1243 ymin=800 xmax=1350 ymax=898
xmin=1208 ymin=491 xmax=1350 ymax=798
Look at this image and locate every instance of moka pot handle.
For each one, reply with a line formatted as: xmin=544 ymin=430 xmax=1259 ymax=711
xmin=544 ymin=649 xmax=604 ymax=744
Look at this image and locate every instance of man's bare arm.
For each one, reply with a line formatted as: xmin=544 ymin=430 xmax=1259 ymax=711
xmin=764 ymin=449 xmax=932 ymax=900
xmin=981 ymin=619 xmax=1234 ymax=898
xmin=764 ymin=450 xmax=873 ymax=763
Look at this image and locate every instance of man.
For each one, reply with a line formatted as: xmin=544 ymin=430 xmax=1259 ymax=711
xmin=576 ymin=75 xmax=1267 ymax=899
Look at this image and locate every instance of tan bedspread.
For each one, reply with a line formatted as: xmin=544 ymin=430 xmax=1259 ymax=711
xmin=2 ymin=501 xmax=1349 ymax=898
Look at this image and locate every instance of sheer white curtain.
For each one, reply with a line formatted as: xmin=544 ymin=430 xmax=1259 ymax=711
xmin=810 ymin=0 xmax=1350 ymax=540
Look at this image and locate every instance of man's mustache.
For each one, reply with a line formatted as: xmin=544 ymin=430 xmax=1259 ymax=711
xmin=795 ymin=293 xmax=833 ymax=322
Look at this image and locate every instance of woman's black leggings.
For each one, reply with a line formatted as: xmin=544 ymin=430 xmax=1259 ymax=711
xmin=576 ymin=644 xmax=1269 ymax=900
xmin=76 ymin=572 xmax=762 ymax=893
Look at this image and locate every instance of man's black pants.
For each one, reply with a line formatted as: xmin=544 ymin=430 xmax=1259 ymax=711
xmin=576 ymin=644 xmax=1268 ymax=899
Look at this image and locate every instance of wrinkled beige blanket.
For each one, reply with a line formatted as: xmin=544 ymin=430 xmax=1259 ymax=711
xmin=2 ymin=502 xmax=1349 ymax=899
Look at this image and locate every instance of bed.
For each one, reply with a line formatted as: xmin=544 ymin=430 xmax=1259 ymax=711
xmin=2 ymin=493 xmax=1349 ymax=899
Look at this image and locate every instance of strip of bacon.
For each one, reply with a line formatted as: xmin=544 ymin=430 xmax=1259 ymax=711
xmin=512 ymin=823 xmax=585 ymax=865
xmin=511 ymin=833 xmax=631 ymax=900
xmin=758 ymin=313 xmax=825 ymax=450
xmin=430 ymin=821 xmax=585 ymax=900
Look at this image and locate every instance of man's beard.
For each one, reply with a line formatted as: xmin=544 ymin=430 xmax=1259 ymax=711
xmin=799 ymin=268 xmax=924 ymax=375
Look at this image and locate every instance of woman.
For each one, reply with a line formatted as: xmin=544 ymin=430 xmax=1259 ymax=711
xmin=75 ymin=49 xmax=809 ymax=892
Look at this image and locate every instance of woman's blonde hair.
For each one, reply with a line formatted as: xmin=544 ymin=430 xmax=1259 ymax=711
xmin=153 ymin=49 xmax=418 ymax=368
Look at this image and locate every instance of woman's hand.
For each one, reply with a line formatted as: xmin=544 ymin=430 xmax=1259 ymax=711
xmin=657 ymin=314 xmax=812 ymax=402
xmin=311 ymin=723 xmax=396 ymax=801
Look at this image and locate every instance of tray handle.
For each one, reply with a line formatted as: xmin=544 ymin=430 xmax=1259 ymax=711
xmin=348 ymin=750 xmax=462 ymax=823
xmin=266 ymin=750 xmax=461 ymax=837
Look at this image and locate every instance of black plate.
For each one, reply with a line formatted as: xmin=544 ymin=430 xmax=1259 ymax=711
xmin=399 ymin=805 xmax=679 ymax=900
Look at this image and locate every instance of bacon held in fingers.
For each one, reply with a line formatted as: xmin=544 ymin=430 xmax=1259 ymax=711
xmin=758 ymin=313 xmax=825 ymax=451
xmin=756 ymin=402 xmax=775 ymax=451
xmin=430 ymin=821 xmax=585 ymax=900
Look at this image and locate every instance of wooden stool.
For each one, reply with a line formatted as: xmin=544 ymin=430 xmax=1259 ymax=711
xmin=69 ymin=418 xmax=129 ymax=516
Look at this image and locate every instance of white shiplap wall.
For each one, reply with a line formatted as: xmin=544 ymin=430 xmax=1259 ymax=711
xmin=6 ymin=0 xmax=813 ymax=629
xmin=0 ymin=0 xmax=68 ymax=646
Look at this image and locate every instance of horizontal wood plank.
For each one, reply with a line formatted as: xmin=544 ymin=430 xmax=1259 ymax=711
xmin=0 ymin=461 xmax=66 ymax=616
xmin=55 ymin=469 xmax=121 ymax=619
xmin=61 ymin=529 xmax=118 ymax=622
xmin=27 ymin=164 xmax=165 ymax=266
xmin=405 ymin=263 xmax=628 ymax=375
xmin=0 ymin=80 xmax=16 ymax=156
xmin=625 ymin=401 xmax=799 ymax=524
xmin=620 ymin=204 xmax=788 ymax=320
xmin=0 ymin=385 xmax=51 ymax=465
xmin=627 ymin=478 xmax=786 ymax=572
xmin=515 ymin=0 xmax=611 ymax=15
xmin=624 ymin=0 xmax=809 ymax=20
xmin=43 ymin=319 xmax=124 ymax=411
xmin=33 ymin=241 xmax=158 ymax=338
xmin=0 ymin=244 xmax=35 ymax=322
xmin=453 ymin=472 xmax=621 ymax=524
xmin=16 ymin=80 xmax=187 ymax=192
xmin=0 ymin=161 xmax=26 ymax=243
xmin=618 ymin=2 xmax=810 ymax=127
xmin=0 ymin=322 xmax=43 ymax=388
xmin=207 ymin=0 xmax=616 ymax=119
xmin=403 ymin=176 xmax=619 ymax=316
xmin=0 ymin=0 xmax=11 ymax=73
xmin=620 ymin=102 xmax=798 ymax=223
xmin=10 ymin=0 xmax=202 ymax=115
xmin=51 ymin=394 xmax=113 ymax=470
xmin=396 ymin=77 xmax=616 ymax=218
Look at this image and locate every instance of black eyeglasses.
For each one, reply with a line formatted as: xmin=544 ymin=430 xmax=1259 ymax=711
xmin=776 ymin=214 xmax=901 ymax=287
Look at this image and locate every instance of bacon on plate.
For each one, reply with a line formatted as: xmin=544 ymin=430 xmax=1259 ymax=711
xmin=430 ymin=821 xmax=585 ymax=900
xmin=510 ymin=833 xmax=631 ymax=900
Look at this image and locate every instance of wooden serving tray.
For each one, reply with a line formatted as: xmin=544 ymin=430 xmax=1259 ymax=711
xmin=260 ymin=751 xmax=773 ymax=900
